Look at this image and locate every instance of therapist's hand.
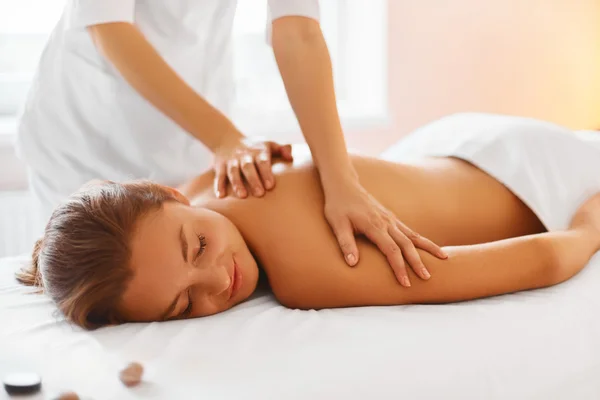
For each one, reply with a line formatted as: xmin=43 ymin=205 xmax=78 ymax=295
xmin=214 ymin=137 xmax=293 ymax=198
xmin=324 ymin=178 xmax=448 ymax=287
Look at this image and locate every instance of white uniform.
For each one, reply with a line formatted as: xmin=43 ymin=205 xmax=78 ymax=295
xmin=16 ymin=0 xmax=319 ymax=220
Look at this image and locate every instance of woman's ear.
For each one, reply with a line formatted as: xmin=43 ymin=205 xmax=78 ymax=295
xmin=167 ymin=187 xmax=190 ymax=206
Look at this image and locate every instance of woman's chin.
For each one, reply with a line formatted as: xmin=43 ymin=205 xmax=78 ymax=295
xmin=239 ymin=265 xmax=259 ymax=302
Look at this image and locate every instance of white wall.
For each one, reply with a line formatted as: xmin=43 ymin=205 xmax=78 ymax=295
xmin=345 ymin=0 xmax=600 ymax=154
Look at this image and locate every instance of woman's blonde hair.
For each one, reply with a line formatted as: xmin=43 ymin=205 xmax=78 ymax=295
xmin=16 ymin=180 xmax=178 ymax=329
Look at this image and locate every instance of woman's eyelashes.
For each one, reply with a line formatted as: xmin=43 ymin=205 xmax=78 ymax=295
xmin=182 ymin=288 xmax=193 ymax=317
xmin=194 ymin=234 xmax=207 ymax=261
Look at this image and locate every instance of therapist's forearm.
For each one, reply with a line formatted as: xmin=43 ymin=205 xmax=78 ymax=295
xmin=272 ymin=18 xmax=356 ymax=185
xmin=87 ymin=22 xmax=242 ymax=152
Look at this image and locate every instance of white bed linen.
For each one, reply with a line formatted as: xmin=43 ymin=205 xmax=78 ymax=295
xmin=2 ymin=253 xmax=600 ymax=400
xmin=3 ymin=113 xmax=600 ymax=399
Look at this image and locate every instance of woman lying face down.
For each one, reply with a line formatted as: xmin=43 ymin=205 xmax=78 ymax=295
xmin=16 ymin=147 xmax=600 ymax=329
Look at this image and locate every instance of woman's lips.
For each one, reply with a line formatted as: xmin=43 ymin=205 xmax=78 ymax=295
xmin=229 ymin=262 xmax=243 ymax=300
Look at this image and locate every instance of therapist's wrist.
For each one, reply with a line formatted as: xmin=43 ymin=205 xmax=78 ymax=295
xmin=206 ymin=128 xmax=245 ymax=154
xmin=318 ymin=162 xmax=360 ymax=193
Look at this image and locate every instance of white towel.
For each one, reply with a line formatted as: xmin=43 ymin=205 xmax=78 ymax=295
xmin=381 ymin=113 xmax=600 ymax=231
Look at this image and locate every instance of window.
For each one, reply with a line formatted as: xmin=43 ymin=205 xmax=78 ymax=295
xmin=0 ymin=0 xmax=64 ymax=117
xmin=0 ymin=0 xmax=388 ymax=256
xmin=0 ymin=0 xmax=388 ymax=163
xmin=232 ymin=0 xmax=388 ymax=137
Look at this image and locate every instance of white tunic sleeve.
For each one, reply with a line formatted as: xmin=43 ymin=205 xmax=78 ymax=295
xmin=66 ymin=0 xmax=136 ymax=29
xmin=266 ymin=0 xmax=320 ymax=44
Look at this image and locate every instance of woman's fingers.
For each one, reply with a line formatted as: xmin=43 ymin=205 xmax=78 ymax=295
xmin=240 ymin=154 xmax=265 ymax=197
xmin=214 ymin=162 xmax=227 ymax=198
xmin=255 ymin=151 xmax=275 ymax=190
xmin=227 ymin=159 xmax=247 ymax=198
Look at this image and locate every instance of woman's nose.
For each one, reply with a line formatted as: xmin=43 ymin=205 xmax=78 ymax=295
xmin=194 ymin=265 xmax=231 ymax=295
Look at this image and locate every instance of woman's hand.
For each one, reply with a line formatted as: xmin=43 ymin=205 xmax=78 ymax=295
xmin=324 ymin=179 xmax=448 ymax=287
xmin=214 ymin=137 xmax=293 ymax=198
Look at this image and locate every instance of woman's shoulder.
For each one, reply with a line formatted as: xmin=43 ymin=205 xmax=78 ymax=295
xmin=184 ymin=142 xmax=387 ymax=209
xmin=281 ymin=143 xmax=377 ymax=173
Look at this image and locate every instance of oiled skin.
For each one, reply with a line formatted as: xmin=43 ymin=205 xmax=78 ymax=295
xmin=177 ymin=147 xmax=547 ymax=309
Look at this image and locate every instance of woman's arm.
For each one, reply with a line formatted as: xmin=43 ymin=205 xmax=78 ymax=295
xmin=274 ymin=229 xmax=597 ymax=310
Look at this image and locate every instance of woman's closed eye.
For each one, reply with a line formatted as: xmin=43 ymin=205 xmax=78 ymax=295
xmin=178 ymin=235 xmax=206 ymax=319
xmin=194 ymin=235 xmax=207 ymax=261
xmin=181 ymin=288 xmax=193 ymax=318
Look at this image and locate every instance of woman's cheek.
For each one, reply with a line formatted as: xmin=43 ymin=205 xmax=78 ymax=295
xmin=208 ymin=230 xmax=228 ymax=258
xmin=213 ymin=220 xmax=235 ymax=252
xmin=194 ymin=300 xmax=227 ymax=318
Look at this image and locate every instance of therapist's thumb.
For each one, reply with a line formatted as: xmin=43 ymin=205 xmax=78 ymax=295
xmin=280 ymin=144 xmax=293 ymax=161
xmin=331 ymin=219 xmax=359 ymax=267
xmin=269 ymin=142 xmax=293 ymax=161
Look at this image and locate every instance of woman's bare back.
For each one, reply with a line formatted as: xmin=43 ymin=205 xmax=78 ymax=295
xmin=180 ymin=148 xmax=549 ymax=308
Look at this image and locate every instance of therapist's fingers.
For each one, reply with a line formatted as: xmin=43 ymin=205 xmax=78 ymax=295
xmin=269 ymin=142 xmax=294 ymax=161
xmin=214 ymin=162 xmax=227 ymax=198
xmin=281 ymin=144 xmax=294 ymax=161
xmin=255 ymin=151 xmax=274 ymax=190
xmin=227 ymin=159 xmax=247 ymax=198
xmin=327 ymin=215 xmax=360 ymax=267
xmin=240 ymin=154 xmax=264 ymax=197
xmin=365 ymin=225 xmax=411 ymax=287
xmin=397 ymin=220 xmax=447 ymax=260
xmin=389 ymin=224 xmax=430 ymax=281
